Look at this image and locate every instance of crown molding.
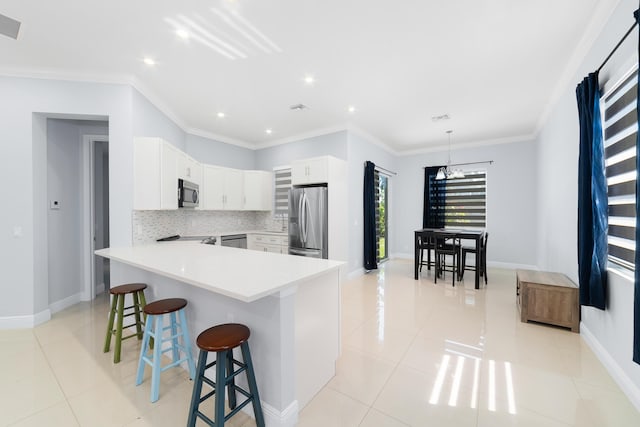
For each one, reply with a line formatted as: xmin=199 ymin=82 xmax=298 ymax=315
xmin=252 ymin=124 xmax=349 ymax=150
xmin=534 ymin=0 xmax=622 ymax=135
xmin=397 ymin=133 xmax=536 ymax=156
xmin=346 ymin=123 xmax=398 ymax=155
xmin=185 ymin=126 xmax=256 ymax=149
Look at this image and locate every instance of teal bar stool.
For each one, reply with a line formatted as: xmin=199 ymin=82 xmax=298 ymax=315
xmin=187 ymin=323 xmax=265 ymax=427
xmin=136 ymin=298 xmax=196 ymax=402
xmin=103 ymin=283 xmax=148 ymax=363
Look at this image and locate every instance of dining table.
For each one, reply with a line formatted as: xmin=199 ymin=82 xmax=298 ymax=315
xmin=414 ymin=228 xmax=486 ymax=289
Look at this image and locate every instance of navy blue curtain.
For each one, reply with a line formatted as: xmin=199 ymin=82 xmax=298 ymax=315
xmin=364 ymin=161 xmax=378 ymax=270
xmin=423 ymin=166 xmax=446 ymax=228
xmin=576 ymin=72 xmax=607 ymax=310
xmin=633 ymin=9 xmax=640 ymax=365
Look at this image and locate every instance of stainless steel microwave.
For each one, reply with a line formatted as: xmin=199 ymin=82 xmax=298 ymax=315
xmin=178 ymin=179 xmax=199 ymax=208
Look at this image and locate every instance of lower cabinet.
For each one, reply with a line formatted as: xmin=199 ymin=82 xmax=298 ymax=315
xmin=247 ymin=234 xmax=288 ymax=254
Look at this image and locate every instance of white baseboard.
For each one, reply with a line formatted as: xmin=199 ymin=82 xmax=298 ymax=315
xmin=241 ymin=399 xmax=299 ymax=427
xmin=347 ymin=268 xmax=365 ymax=280
xmin=0 ymin=308 xmax=51 ymax=329
xmin=96 ymin=282 xmax=105 ymax=295
xmin=486 ymin=261 xmax=538 ymax=270
xmin=581 ymin=322 xmax=640 ymax=412
xmin=391 ymin=252 xmax=413 ymax=260
xmin=390 ymin=253 xmax=538 ymax=271
xmin=50 ymin=292 xmax=82 ymax=314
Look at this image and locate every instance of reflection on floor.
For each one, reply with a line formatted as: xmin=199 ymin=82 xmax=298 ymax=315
xmin=1 ymin=260 xmax=639 ymax=426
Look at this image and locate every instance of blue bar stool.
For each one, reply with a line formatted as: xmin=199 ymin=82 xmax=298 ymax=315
xmin=136 ymin=298 xmax=196 ymax=402
xmin=187 ymin=323 xmax=265 ymax=427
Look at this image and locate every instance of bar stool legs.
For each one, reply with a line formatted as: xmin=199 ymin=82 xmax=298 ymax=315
xmin=187 ymin=324 xmax=265 ymax=427
xmin=103 ymin=283 xmax=148 ymax=364
xmin=136 ymin=298 xmax=196 ymax=402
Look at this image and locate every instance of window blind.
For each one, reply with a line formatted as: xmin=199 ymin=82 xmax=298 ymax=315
xmin=443 ymin=171 xmax=486 ymax=228
xmin=274 ymin=167 xmax=292 ymax=215
xmin=604 ymin=69 xmax=637 ymax=269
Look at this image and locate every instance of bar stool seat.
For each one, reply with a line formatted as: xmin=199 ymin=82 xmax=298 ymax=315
xmin=136 ymin=298 xmax=196 ymax=402
xmin=103 ymin=283 xmax=148 ymax=363
xmin=187 ymin=323 xmax=265 ymax=427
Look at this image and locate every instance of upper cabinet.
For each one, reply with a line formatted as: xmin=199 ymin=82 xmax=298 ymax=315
xmin=134 ymin=137 xmax=179 ymax=210
xmin=243 ymin=170 xmax=273 ymax=211
xmin=133 ymin=137 xmax=273 ymax=212
xmin=291 ymin=157 xmax=330 ymax=185
xmin=178 ymin=153 xmax=202 ymax=185
xmin=201 ymin=166 xmax=245 ymax=211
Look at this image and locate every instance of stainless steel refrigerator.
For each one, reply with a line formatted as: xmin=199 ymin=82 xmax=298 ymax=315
xmin=288 ymin=184 xmax=328 ymax=259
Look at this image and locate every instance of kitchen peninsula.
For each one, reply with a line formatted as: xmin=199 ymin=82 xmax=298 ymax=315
xmin=96 ymin=243 xmax=343 ymax=427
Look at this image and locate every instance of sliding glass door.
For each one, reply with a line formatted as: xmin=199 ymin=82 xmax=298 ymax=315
xmin=375 ymin=172 xmax=389 ymax=262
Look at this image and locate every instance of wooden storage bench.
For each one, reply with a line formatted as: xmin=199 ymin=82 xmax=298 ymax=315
xmin=516 ymin=269 xmax=579 ymax=333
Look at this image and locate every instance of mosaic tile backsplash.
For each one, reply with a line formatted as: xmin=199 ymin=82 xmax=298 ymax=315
xmin=132 ymin=210 xmax=287 ymax=245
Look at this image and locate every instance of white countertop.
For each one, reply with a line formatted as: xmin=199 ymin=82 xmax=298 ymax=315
xmin=95 ymin=243 xmax=343 ymax=302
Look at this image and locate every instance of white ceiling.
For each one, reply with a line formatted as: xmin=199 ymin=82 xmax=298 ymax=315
xmin=0 ymin=0 xmax=621 ymax=153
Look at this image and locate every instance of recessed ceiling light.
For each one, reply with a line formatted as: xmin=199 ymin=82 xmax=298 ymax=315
xmin=217 ymin=112 xmax=226 ymax=118
xmin=176 ymin=29 xmax=189 ymax=40
xmin=303 ymin=75 xmax=315 ymax=85
xmin=348 ymin=105 xmax=356 ymax=113
xmin=265 ymin=128 xmax=273 ymax=134
xmin=143 ymin=57 xmax=156 ymax=66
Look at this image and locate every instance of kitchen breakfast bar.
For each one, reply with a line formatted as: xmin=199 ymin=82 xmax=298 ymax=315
xmin=96 ymin=243 xmax=343 ymax=427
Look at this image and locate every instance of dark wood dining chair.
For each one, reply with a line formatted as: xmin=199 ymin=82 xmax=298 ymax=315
xmin=418 ymin=234 xmax=436 ymax=272
xmin=460 ymin=232 xmax=489 ymax=284
xmin=434 ymin=233 xmax=460 ymax=286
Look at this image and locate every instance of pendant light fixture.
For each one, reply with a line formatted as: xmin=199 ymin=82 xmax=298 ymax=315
xmin=436 ymin=130 xmax=465 ymax=180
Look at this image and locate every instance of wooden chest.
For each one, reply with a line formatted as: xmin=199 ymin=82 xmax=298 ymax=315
xmin=516 ymin=269 xmax=579 ymax=333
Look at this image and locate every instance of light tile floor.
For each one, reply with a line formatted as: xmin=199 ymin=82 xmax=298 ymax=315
xmin=1 ymin=260 xmax=639 ymax=426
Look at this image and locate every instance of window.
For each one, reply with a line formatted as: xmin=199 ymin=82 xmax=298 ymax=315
xmin=273 ymin=167 xmax=292 ymax=216
xmin=603 ymin=66 xmax=637 ymax=270
xmin=443 ymin=170 xmax=486 ymax=228
xmin=374 ymin=171 xmax=388 ymax=262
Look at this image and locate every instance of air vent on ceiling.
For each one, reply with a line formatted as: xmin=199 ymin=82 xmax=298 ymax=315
xmin=431 ymin=114 xmax=450 ymax=122
xmin=290 ymin=104 xmax=308 ymax=111
xmin=0 ymin=13 xmax=21 ymax=40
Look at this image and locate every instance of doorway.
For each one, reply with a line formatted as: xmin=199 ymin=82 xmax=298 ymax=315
xmin=93 ymin=139 xmax=110 ymax=294
xmin=46 ymin=119 xmax=108 ymax=313
xmin=83 ymin=134 xmax=110 ymax=299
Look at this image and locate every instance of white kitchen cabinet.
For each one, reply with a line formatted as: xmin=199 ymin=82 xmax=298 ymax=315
xmin=243 ymin=170 xmax=273 ymax=211
xmin=134 ymin=137 xmax=178 ymax=210
xmin=291 ymin=156 xmax=330 ymax=185
xmin=202 ymin=165 xmax=244 ymax=210
xmin=178 ymin=153 xmax=202 ymax=184
xmin=247 ymin=234 xmax=288 ymax=254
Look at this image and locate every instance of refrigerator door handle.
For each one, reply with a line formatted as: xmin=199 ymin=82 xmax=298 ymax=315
xmin=298 ymin=191 xmax=305 ymax=243
xmin=301 ymin=192 xmax=308 ymax=243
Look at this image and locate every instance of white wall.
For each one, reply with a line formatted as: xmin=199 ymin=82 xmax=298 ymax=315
xmin=186 ymin=134 xmax=256 ymax=169
xmin=346 ymin=132 xmax=397 ymax=274
xmin=0 ymin=76 xmax=133 ymax=323
xmin=536 ymin=0 xmax=640 ymax=403
xmin=393 ymin=140 xmax=538 ymax=268
xmin=132 ymin=89 xmax=185 ymax=150
xmin=255 ymin=131 xmax=348 ymax=170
